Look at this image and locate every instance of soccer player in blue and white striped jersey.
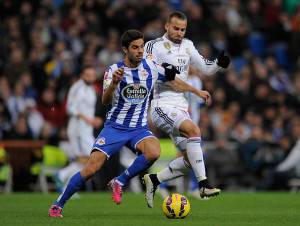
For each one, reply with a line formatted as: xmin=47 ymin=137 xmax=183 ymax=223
xmin=48 ymin=29 xmax=182 ymax=217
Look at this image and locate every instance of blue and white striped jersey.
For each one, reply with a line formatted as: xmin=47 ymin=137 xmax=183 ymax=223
xmin=103 ymin=59 xmax=165 ymax=129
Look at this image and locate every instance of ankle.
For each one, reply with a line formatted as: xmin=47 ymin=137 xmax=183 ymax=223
xmin=149 ymin=174 xmax=160 ymax=187
xmin=198 ymin=179 xmax=209 ymax=189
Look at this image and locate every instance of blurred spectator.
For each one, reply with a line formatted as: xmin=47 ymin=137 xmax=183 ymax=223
xmin=97 ymin=34 xmax=123 ymax=74
xmin=37 ymin=87 xmax=65 ymax=129
xmin=5 ymin=113 xmax=33 ymax=140
xmin=6 ymin=81 xmax=34 ymax=124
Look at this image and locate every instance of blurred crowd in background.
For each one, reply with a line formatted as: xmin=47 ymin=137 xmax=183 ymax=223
xmin=1 ymin=0 xmax=300 ymax=192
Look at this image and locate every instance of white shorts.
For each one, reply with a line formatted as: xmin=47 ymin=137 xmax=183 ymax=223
xmin=150 ymin=107 xmax=192 ymax=151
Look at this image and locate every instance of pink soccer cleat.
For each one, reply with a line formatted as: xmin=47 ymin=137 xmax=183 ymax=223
xmin=48 ymin=204 xmax=63 ymax=218
xmin=108 ymin=179 xmax=123 ymax=205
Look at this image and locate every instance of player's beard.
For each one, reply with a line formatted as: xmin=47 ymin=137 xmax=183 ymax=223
xmin=167 ymin=33 xmax=183 ymax=44
xmin=128 ymin=55 xmax=142 ymax=67
xmin=170 ymin=36 xmax=182 ymax=44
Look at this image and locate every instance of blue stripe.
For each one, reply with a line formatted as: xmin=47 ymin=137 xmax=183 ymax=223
xmin=110 ymin=61 xmax=126 ymax=122
xmin=117 ymin=60 xmax=125 ymax=68
xmin=136 ymin=60 xmax=153 ymax=127
xmin=123 ymin=69 xmax=140 ymax=127
xmin=158 ymin=72 xmax=166 ymax=82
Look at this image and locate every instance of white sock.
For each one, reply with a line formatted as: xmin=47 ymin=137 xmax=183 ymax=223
xmin=186 ymin=137 xmax=207 ymax=181
xmin=58 ymin=162 xmax=84 ymax=184
xmin=157 ymin=156 xmax=190 ymax=182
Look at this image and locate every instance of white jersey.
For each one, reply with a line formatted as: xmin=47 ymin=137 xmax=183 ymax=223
xmin=66 ymin=79 xmax=97 ymax=139
xmin=144 ymin=34 xmax=220 ymax=111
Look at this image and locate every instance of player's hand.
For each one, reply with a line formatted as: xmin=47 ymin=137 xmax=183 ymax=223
xmin=216 ymin=51 xmax=230 ymax=68
xmin=161 ymin=63 xmax=180 ymax=81
xmin=197 ymin=90 xmax=212 ymax=106
xmin=112 ymin=67 xmax=124 ymax=85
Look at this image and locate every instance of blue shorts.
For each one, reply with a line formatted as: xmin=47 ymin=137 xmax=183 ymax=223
xmin=92 ymin=123 xmax=156 ymax=158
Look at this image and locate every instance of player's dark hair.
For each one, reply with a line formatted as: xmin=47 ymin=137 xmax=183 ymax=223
xmin=121 ymin=29 xmax=144 ymax=48
xmin=168 ymin=11 xmax=187 ymax=22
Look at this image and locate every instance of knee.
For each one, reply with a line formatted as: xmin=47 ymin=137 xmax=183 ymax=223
xmin=145 ymin=148 xmax=160 ymax=161
xmin=186 ymin=126 xmax=201 ymax=137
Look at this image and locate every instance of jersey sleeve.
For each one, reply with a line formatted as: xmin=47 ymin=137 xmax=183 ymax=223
xmin=144 ymin=41 xmax=162 ymax=64
xmin=148 ymin=60 xmax=166 ymax=82
xmin=190 ymin=42 xmax=220 ymax=76
xmin=103 ymin=67 xmax=113 ymax=91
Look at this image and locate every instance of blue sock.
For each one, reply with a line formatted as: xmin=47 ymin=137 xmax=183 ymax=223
xmin=116 ymin=154 xmax=151 ymax=186
xmin=159 ymin=182 xmax=168 ymax=189
xmin=55 ymin=172 xmax=85 ymax=208
xmin=189 ymin=170 xmax=199 ymax=191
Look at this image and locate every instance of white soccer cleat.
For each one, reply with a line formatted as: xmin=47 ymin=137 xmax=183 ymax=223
xmin=188 ymin=189 xmax=210 ymax=200
xmin=143 ymin=174 xmax=157 ymax=208
xmin=199 ymin=187 xmax=221 ymax=198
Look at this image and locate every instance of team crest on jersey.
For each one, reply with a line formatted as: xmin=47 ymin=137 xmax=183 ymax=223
xmin=164 ymin=42 xmax=172 ymax=54
xmin=121 ymin=83 xmax=148 ymax=104
xmin=97 ymin=137 xmax=105 ymax=145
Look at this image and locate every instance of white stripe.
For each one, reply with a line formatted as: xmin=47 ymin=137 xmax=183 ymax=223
xmin=129 ymin=68 xmax=145 ymax=127
xmin=115 ymin=73 xmax=133 ymax=125
xmin=141 ymin=98 xmax=150 ymax=126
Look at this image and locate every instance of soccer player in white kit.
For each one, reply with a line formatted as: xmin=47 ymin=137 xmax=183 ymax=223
xmin=55 ymin=66 xmax=103 ymax=191
xmin=143 ymin=11 xmax=230 ymax=208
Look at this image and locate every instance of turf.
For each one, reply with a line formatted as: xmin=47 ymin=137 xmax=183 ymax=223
xmin=0 ymin=192 xmax=299 ymax=226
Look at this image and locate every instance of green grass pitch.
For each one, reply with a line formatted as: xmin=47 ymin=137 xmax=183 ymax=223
xmin=0 ymin=192 xmax=299 ymax=226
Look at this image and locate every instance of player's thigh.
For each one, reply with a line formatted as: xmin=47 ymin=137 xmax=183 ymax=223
xmin=151 ymin=107 xmax=190 ymax=135
xmin=136 ymin=136 xmax=161 ymax=160
xmin=92 ymin=125 xmax=128 ymax=158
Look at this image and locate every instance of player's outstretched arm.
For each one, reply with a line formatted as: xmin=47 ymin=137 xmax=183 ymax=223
xmin=190 ymin=41 xmax=230 ymax=75
xmin=102 ymin=67 xmax=124 ymax=105
xmin=168 ymin=77 xmax=212 ymax=105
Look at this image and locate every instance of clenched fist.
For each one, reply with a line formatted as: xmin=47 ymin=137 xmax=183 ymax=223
xmin=112 ymin=67 xmax=124 ymax=85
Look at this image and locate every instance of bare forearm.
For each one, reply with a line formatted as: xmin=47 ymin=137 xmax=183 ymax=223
xmin=169 ymin=77 xmax=197 ymax=93
xmin=102 ymin=84 xmax=117 ymax=105
xmin=169 ymin=77 xmax=211 ymax=104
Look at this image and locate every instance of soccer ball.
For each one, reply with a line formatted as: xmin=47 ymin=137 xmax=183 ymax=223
xmin=162 ymin=193 xmax=190 ymax=219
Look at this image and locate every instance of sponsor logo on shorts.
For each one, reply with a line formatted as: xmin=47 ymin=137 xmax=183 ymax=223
xmin=171 ymin=112 xmax=177 ymax=117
